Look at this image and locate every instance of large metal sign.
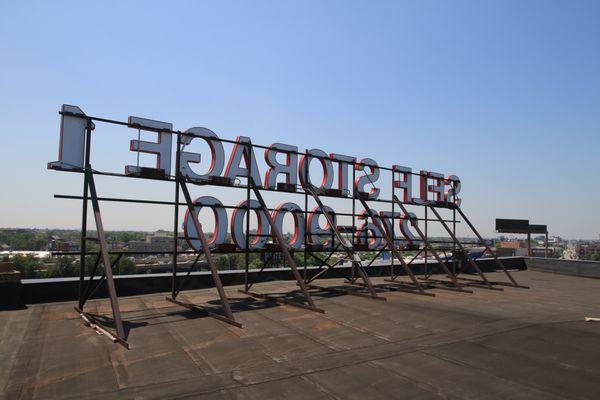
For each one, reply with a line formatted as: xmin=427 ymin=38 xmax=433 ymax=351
xmin=495 ymin=219 xmax=547 ymax=235
xmin=50 ymin=105 xmax=463 ymax=251
xmin=495 ymin=219 xmax=530 ymax=234
xmin=48 ymin=104 xmax=525 ymax=348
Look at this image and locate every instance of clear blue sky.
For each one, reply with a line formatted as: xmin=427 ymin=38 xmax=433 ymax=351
xmin=0 ymin=1 xmax=599 ymax=239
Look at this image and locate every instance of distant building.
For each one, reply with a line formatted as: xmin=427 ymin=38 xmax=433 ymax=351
xmin=128 ymin=230 xmax=174 ymax=253
xmin=547 ymin=236 xmax=562 ymax=244
xmin=498 ymin=241 xmax=521 ymax=249
xmin=48 ymin=236 xmax=78 ymax=253
xmin=531 ymin=247 xmax=555 ymax=258
xmin=495 ymin=240 xmax=528 ymax=257
xmin=575 ymin=243 xmax=600 ymax=261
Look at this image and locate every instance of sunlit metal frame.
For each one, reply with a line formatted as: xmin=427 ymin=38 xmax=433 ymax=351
xmin=49 ymin=109 xmax=526 ymax=349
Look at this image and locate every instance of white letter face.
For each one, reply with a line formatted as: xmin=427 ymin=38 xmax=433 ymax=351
xmin=299 ymin=149 xmax=333 ymax=190
xmin=184 ymin=196 xmax=228 ymax=251
xmin=125 ymin=116 xmax=173 ymax=176
xmin=427 ymin=172 xmax=445 ymax=202
xmin=231 ymin=200 xmax=270 ymax=249
xmin=330 ymin=153 xmax=356 ymax=196
xmin=354 ymin=158 xmax=380 ymax=200
xmin=271 ymin=202 xmax=305 ymax=249
xmin=392 ymin=165 xmax=412 ymax=203
xmin=308 ymin=205 xmax=336 ymax=249
xmin=412 ymin=170 xmax=428 ymax=205
xmin=225 ymin=136 xmax=263 ymax=187
xmin=445 ymin=175 xmax=462 ymax=206
xmin=264 ymin=143 xmax=298 ymax=189
xmin=180 ymin=127 xmax=225 ymax=182
xmin=48 ymin=104 xmax=93 ymax=171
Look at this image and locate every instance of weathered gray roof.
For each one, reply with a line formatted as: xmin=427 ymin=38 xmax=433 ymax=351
xmin=2 ymin=270 xmax=600 ymax=399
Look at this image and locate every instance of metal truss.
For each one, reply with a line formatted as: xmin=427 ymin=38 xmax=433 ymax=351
xmin=239 ymin=177 xmax=324 ymax=313
xmin=76 ymin=171 xmax=129 ymax=347
xmin=238 ymin=144 xmax=324 ymax=313
xmin=49 ymin=110 xmax=529 ymax=349
xmin=390 ymin=196 xmax=472 ymax=293
xmin=304 ymin=184 xmax=386 ymax=301
xmin=454 ymin=207 xmax=528 ymax=288
xmin=427 ymin=205 xmax=504 ymax=291
xmin=166 ymin=178 xmax=241 ymax=328
xmin=354 ymin=195 xmax=433 ymax=297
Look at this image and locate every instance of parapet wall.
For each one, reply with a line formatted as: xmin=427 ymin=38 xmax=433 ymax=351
xmin=525 ymin=257 xmax=600 ymax=279
xmin=8 ymin=257 xmax=526 ymax=305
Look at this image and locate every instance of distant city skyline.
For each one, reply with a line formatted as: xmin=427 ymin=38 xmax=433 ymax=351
xmin=1 ymin=1 xmax=599 ymax=239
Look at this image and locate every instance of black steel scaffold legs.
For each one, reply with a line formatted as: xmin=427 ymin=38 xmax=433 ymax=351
xmin=166 ymin=178 xmax=242 ymax=328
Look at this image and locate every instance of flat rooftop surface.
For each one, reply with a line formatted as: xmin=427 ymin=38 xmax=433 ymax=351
xmin=2 ymin=270 xmax=600 ymax=399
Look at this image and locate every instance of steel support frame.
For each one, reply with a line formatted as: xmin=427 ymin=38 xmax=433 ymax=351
xmin=454 ymin=207 xmax=528 ymax=289
xmin=308 ymin=247 xmax=387 ymax=301
xmin=55 ymin=111 xmax=530 ymax=351
xmin=167 ymin=178 xmax=242 ymax=328
xmin=427 ymin=205 xmax=503 ymax=291
xmin=355 ymin=196 xmax=431 ymax=296
xmin=390 ymin=196 xmax=471 ymax=293
xmin=79 ymin=253 xmax=123 ymax=307
xmin=387 ymin=248 xmax=423 ymax=281
xmin=238 ymin=144 xmax=324 ymax=313
xmin=304 ymin=183 xmax=385 ymax=301
xmin=76 ymin=169 xmax=129 ymax=348
xmin=305 ymin=242 xmax=345 ymax=283
xmin=71 ymin=119 xmax=129 ymax=348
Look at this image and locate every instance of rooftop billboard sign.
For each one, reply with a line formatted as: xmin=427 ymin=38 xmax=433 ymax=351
xmin=49 ymin=105 xmax=462 ymax=202
xmin=47 ymin=104 xmax=523 ymax=348
xmin=48 ymin=104 xmax=462 ymax=252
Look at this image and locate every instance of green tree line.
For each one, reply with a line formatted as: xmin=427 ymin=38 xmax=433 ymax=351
xmin=7 ymin=254 xmax=137 ymax=279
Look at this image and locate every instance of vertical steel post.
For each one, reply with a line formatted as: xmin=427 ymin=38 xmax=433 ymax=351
xmin=172 ymin=133 xmax=181 ymax=299
xmin=78 ymin=119 xmax=92 ymax=310
xmin=453 ymin=208 xmax=457 ymax=275
xmin=390 ymin=173 xmax=395 ymax=279
xmin=244 ymin=143 xmax=251 ymax=291
xmin=424 ymin=206 xmax=428 ymax=277
xmin=351 ymin=161 xmax=356 ymax=282
xmin=303 ymin=171 xmax=308 ymax=282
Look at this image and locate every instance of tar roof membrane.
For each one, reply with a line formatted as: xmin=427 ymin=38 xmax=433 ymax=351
xmin=1 ymin=270 xmax=600 ymax=399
